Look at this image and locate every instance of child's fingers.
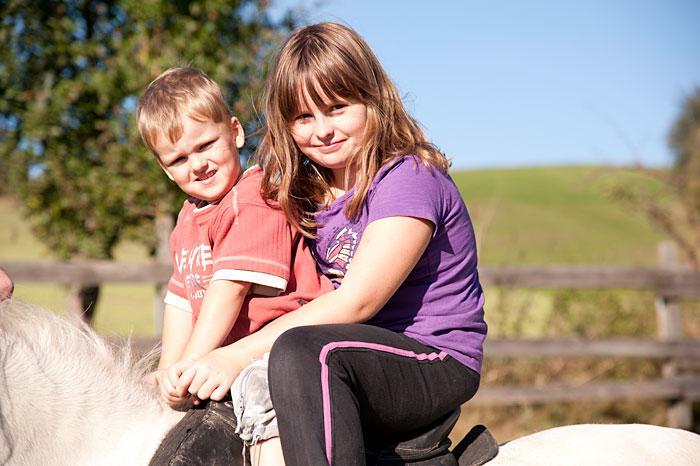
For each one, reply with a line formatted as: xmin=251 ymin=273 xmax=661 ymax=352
xmin=210 ymin=383 xmax=231 ymax=401
xmin=166 ymin=365 xmax=182 ymax=390
xmin=186 ymin=365 xmax=211 ymax=397
xmin=194 ymin=376 xmax=221 ymax=401
xmin=176 ymin=365 xmax=198 ymax=396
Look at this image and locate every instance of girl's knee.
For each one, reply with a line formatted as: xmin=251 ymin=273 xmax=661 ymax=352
xmin=269 ymin=327 xmax=321 ymax=381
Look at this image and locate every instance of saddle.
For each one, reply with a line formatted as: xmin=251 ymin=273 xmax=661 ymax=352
xmin=150 ymin=401 xmax=498 ymax=466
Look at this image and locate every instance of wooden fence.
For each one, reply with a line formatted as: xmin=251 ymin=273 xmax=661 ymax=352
xmin=2 ymin=242 xmax=700 ymax=429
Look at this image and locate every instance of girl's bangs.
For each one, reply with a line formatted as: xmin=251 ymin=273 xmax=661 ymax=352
xmin=281 ymin=60 xmax=363 ymax=121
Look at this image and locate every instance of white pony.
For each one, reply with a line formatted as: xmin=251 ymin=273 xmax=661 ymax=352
xmin=0 ymin=300 xmax=184 ymax=465
xmin=1 ymin=299 xmax=699 ymax=465
xmin=486 ymin=423 xmax=700 ymax=465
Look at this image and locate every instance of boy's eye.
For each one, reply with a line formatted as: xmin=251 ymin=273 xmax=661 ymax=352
xmin=198 ymin=140 xmax=216 ymax=152
xmin=169 ymin=156 xmax=186 ymax=166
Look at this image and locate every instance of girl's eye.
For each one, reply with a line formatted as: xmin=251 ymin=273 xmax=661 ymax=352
xmin=294 ymin=113 xmax=312 ymax=121
xmin=330 ymin=103 xmax=346 ymax=112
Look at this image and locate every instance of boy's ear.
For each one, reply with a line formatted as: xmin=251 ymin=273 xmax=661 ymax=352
xmin=230 ymin=117 xmax=245 ymax=149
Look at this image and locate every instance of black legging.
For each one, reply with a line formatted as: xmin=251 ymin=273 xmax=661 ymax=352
xmin=268 ymin=323 xmax=480 ymax=466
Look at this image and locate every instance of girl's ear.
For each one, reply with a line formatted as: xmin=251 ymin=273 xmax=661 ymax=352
xmin=230 ymin=117 xmax=245 ymax=149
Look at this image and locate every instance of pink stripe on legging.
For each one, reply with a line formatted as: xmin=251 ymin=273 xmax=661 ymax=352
xmin=318 ymin=341 xmax=448 ymax=465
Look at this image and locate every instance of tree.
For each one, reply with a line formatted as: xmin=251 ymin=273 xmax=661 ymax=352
xmin=0 ymin=0 xmax=298 ymax=320
xmin=668 ymin=87 xmax=700 ymax=254
xmin=605 ymin=88 xmax=700 ymax=269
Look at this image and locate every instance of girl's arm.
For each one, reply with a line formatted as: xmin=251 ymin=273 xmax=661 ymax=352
xmin=177 ymin=215 xmax=434 ymax=401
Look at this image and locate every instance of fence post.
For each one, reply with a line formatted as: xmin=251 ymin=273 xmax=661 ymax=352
xmin=153 ymin=213 xmax=173 ymax=336
xmin=655 ymin=240 xmax=692 ymax=429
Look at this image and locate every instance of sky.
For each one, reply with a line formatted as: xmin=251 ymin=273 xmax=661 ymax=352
xmin=272 ymin=1 xmax=700 ymax=169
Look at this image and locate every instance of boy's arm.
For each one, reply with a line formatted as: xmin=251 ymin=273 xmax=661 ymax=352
xmin=158 ymin=304 xmax=194 ymax=369
xmin=179 ymin=279 xmax=252 ymax=361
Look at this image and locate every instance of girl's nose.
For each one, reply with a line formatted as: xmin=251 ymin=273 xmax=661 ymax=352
xmin=313 ymin=117 xmax=334 ymax=143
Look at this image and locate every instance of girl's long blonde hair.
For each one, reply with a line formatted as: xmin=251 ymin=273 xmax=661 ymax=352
xmin=257 ymin=22 xmax=449 ymax=237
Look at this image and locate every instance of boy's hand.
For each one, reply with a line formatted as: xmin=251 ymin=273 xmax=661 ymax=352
xmin=176 ymin=348 xmax=247 ymax=402
xmin=143 ymin=369 xmax=161 ymax=388
xmin=158 ymin=359 xmax=197 ymax=409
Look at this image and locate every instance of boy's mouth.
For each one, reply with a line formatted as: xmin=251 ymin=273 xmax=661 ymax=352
xmin=196 ymin=170 xmax=217 ymax=182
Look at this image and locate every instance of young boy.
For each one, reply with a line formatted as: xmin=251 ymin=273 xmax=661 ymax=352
xmin=136 ymin=68 xmax=331 ymax=449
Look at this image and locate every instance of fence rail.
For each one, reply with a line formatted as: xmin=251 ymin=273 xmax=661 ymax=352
xmin=2 ymin=249 xmax=699 ymax=429
xmin=3 ymin=261 xmax=700 ymax=296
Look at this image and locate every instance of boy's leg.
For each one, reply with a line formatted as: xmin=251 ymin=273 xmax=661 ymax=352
xmin=268 ymin=324 xmax=479 ymax=466
xmin=251 ymin=437 xmax=285 ymax=466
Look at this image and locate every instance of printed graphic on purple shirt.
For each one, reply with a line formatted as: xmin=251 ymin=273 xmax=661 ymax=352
xmin=324 ymin=225 xmax=359 ymax=283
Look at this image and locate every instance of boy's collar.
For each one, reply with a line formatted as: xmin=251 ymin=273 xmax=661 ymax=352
xmin=192 ymin=166 xmax=256 ymax=209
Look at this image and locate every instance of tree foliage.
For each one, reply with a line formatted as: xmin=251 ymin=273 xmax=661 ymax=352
xmin=668 ymin=87 xmax=700 ymax=225
xmin=0 ymin=0 xmax=297 ymax=260
xmin=604 ymin=88 xmax=700 ymax=268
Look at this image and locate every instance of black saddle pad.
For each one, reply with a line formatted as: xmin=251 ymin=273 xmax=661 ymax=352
xmin=149 ymin=400 xmax=249 ymax=466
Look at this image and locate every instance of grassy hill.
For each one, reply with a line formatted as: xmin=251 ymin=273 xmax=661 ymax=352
xmin=0 ymin=166 xmax=666 ymax=336
xmin=453 ymin=166 xmax=663 ymax=265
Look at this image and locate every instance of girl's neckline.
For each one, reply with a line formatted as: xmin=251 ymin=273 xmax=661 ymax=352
xmin=325 ymin=185 xmax=354 ymax=207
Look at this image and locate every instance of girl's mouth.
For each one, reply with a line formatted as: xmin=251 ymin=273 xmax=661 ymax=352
xmin=317 ymin=139 xmax=346 ymax=154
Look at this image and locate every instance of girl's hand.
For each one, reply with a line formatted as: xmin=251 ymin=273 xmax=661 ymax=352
xmin=176 ymin=347 xmax=248 ymax=402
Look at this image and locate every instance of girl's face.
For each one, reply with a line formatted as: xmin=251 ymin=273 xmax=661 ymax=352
xmin=290 ymin=88 xmax=368 ymax=189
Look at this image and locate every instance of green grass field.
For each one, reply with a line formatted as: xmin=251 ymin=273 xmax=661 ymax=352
xmin=0 ymin=165 xmax=665 ymax=337
xmin=452 ymin=166 xmax=663 ymax=265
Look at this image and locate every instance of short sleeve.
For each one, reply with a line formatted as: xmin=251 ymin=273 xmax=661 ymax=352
xmin=366 ymin=158 xmax=443 ymax=228
xmin=165 ymin=221 xmax=191 ymax=311
xmin=209 ymin=199 xmax=293 ymax=294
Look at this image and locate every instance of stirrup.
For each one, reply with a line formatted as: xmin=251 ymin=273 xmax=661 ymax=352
xmin=453 ymin=424 xmax=499 ymax=466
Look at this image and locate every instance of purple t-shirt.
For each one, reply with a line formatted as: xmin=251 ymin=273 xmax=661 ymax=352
xmin=312 ymin=156 xmax=487 ymax=373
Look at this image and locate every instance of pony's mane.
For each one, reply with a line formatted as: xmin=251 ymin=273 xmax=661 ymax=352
xmin=0 ymin=300 xmax=169 ymax=465
xmin=0 ymin=299 xmax=155 ymax=382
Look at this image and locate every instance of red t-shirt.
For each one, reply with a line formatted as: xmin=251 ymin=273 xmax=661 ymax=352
xmin=164 ymin=167 xmax=333 ymax=345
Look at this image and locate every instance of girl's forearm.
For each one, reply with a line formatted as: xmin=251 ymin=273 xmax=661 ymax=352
xmin=222 ymin=286 xmax=367 ymax=363
xmin=222 ymin=217 xmax=433 ymax=364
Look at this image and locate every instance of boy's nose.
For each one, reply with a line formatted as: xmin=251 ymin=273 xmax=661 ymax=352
xmin=190 ymin=155 xmax=208 ymax=172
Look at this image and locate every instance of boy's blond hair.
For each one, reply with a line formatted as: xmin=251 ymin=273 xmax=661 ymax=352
xmin=137 ymin=67 xmax=231 ymax=155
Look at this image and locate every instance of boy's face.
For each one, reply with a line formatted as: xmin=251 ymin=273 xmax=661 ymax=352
xmin=153 ymin=116 xmax=245 ymax=202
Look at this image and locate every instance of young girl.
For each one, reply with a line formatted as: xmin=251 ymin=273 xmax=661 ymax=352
xmin=176 ymin=22 xmax=486 ymax=466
